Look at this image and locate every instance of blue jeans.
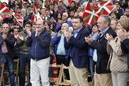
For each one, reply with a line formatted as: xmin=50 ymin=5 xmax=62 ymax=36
xmin=89 ymin=57 xmax=95 ymax=79
xmin=19 ymin=53 xmax=31 ymax=86
xmin=5 ymin=53 xmax=15 ymax=86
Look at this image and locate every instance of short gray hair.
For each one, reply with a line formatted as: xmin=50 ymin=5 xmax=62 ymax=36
xmin=100 ymin=15 xmax=111 ymax=26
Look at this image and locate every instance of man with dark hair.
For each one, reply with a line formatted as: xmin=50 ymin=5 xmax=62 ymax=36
xmin=17 ymin=22 xmax=32 ymax=86
xmin=64 ymin=16 xmax=90 ymax=86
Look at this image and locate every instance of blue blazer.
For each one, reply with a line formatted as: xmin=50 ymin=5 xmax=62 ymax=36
xmin=65 ymin=27 xmax=90 ymax=68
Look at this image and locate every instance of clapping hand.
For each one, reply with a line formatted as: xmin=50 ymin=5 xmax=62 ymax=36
xmin=57 ymin=30 xmax=63 ymax=37
xmin=63 ymin=30 xmax=72 ymax=39
xmin=26 ymin=28 xmax=31 ymax=37
xmin=35 ymin=28 xmax=41 ymax=37
xmin=105 ymin=33 xmax=113 ymax=42
xmin=117 ymin=29 xmax=129 ymax=41
xmin=85 ymin=36 xmax=94 ymax=44
xmin=19 ymin=35 xmax=24 ymax=41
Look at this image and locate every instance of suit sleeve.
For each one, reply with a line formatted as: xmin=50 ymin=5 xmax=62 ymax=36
xmin=26 ymin=35 xmax=33 ymax=47
xmin=90 ymin=37 xmax=108 ymax=54
xmin=90 ymin=28 xmax=116 ymax=54
xmin=51 ymin=35 xmax=61 ymax=45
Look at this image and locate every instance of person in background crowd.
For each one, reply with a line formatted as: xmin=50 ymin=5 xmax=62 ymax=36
xmin=26 ymin=19 xmax=51 ymax=86
xmin=13 ymin=28 xmax=20 ymax=59
xmin=85 ymin=15 xmax=117 ymax=86
xmin=0 ymin=17 xmax=3 ymax=26
xmin=64 ymin=16 xmax=90 ymax=86
xmin=0 ymin=17 xmax=4 ymax=32
xmin=114 ymin=1 xmax=125 ymax=17
xmin=88 ymin=23 xmax=99 ymax=79
xmin=44 ymin=20 xmax=55 ymax=81
xmin=44 ymin=20 xmax=55 ymax=37
xmin=109 ymin=11 xmax=120 ymax=20
xmin=83 ymin=22 xmax=92 ymax=34
xmin=67 ymin=1 xmax=77 ymax=12
xmin=67 ymin=10 xmax=75 ymax=21
xmin=24 ymin=7 xmax=33 ymax=26
xmin=106 ymin=17 xmax=129 ymax=86
xmin=124 ymin=7 xmax=129 ymax=17
xmin=110 ymin=19 xmax=118 ymax=32
xmin=55 ymin=12 xmax=72 ymax=32
xmin=48 ymin=3 xmax=58 ymax=20
xmin=58 ymin=1 xmax=67 ymax=13
xmin=121 ymin=0 xmax=128 ymax=10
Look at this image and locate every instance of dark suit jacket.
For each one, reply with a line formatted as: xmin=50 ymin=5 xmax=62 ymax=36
xmin=65 ymin=27 xmax=90 ymax=68
xmin=0 ymin=33 xmax=15 ymax=53
xmin=90 ymin=27 xmax=117 ymax=74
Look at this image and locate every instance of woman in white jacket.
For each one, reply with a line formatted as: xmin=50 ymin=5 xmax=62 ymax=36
xmin=106 ymin=17 xmax=129 ymax=86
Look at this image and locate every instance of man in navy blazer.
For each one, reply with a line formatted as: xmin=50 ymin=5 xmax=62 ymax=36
xmin=64 ymin=16 xmax=90 ymax=86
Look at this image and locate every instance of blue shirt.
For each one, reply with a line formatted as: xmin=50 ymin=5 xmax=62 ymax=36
xmin=73 ymin=28 xmax=81 ymax=38
xmin=56 ymin=35 xmax=66 ymax=55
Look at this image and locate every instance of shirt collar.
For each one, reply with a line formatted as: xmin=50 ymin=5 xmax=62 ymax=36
xmin=73 ymin=27 xmax=82 ymax=34
xmin=100 ymin=27 xmax=109 ymax=35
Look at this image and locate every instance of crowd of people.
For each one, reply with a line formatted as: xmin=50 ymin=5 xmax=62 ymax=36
xmin=0 ymin=0 xmax=129 ymax=86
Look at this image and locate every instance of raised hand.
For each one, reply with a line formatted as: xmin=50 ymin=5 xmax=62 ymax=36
xmin=26 ymin=28 xmax=31 ymax=37
xmin=63 ymin=30 xmax=72 ymax=39
xmin=19 ymin=35 xmax=24 ymax=41
xmin=117 ymin=29 xmax=128 ymax=41
xmin=85 ymin=36 xmax=94 ymax=44
xmin=35 ymin=28 xmax=41 ymax=37
xmin=105 ymin=33 xmax=113 ymax=42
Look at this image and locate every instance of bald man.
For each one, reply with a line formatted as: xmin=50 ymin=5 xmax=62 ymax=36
xmin=26 ymin=19 xmax=51 ymax=86
xmin=51 ymin=23 xmax=70 ymax=64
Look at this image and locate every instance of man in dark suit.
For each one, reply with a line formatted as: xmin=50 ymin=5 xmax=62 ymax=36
xmin=85 ymin=15 xmax=116 ymax=86
xmin=64 ymin=16 xmax=90 ymax=86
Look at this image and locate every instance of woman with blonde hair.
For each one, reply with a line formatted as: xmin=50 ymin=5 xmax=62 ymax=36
xmin=106 ymin=17 xmax=129 ymax=86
